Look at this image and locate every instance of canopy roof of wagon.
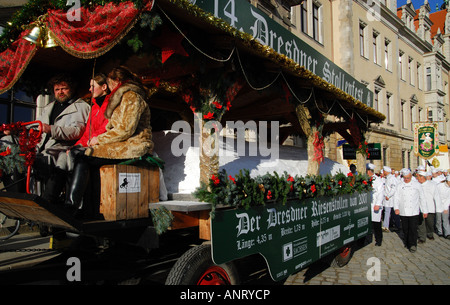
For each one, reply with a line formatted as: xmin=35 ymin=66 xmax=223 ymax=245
xmin=0 ymin=0 xmax=385 ymax=146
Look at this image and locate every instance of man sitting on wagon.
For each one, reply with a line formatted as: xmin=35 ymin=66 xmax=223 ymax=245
xmin=36 ymin=74 xmax=90 ymax=203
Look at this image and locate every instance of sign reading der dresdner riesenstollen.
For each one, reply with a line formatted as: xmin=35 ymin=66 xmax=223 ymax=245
xmin=211 ymin=192 xmax=371 ymax=281
xmin=193 ymin=0 xmax=373 ymax=107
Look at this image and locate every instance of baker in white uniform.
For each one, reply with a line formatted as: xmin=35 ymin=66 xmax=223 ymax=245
xmin=394 ymin=169 xmax=428 ymax=253
xmin=367 ymin=163 xmax=384 ymax=246
xmin=382 ymin=166 xmax=398 ymax=232
xmin=417 ymin=171 xmax=440 ymax=242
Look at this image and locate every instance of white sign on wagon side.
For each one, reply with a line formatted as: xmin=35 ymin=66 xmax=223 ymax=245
xmin=118 ymin=173 xmax=141 ymax=193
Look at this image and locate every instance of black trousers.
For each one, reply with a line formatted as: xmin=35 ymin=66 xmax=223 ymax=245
xmin=372 ymin=221 xmax=382 ymax=245
xmin=70 ymin=155 xmax=128 ymax=217
xmin=400 ymin=215 xmax=420 ymax=249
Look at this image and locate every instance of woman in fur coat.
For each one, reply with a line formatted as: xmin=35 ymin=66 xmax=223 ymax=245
xmin=66 ymin=66 xmax=154 ymax=216
xmin=86 ymin=68 xmax=154 ymax=158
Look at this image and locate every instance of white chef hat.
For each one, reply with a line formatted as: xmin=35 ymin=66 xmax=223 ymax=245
xmin=416 ymin=165 xmax=425 ymax=171
xmin=383 ymin=166 xmax=391 ymax=172
xmin=417 ymin=171 xmax=428 ymax=177
xmin=366 ymin=163 xmax=375 ymax=170
xmin=401 ymin=168 xmax=411 ymax=176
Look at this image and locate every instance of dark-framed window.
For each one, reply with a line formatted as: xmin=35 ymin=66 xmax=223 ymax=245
xmin=0 ymin=89 xmax=35 ymax=125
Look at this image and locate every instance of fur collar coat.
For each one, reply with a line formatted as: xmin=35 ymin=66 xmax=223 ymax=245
xmin=86 ymin=82 xmax=154 ymax=159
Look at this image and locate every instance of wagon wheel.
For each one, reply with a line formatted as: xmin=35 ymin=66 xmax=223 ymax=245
xmin=330 ymin=244 xmax=353 ymax=267
xmin=165 ymin=244 xmax=239 ymax=285
xmin=0 ymin=213 xmax=21 ymax=241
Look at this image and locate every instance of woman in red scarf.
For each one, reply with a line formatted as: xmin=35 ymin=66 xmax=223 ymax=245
xmin=73 ymin=73 xmax=110 ymax=149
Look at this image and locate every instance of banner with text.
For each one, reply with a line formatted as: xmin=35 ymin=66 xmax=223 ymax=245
xmin=192 ymin=0 xmax=373 ymax=106
xmin=211 ymin=192 xmax=371 ymax=281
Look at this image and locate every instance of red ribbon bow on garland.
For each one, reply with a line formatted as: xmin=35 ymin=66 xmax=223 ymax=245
xmin=313 ymin=130 xmax=324 ymax=163
xmin=0 ymin=121 xmax=42 ymax=167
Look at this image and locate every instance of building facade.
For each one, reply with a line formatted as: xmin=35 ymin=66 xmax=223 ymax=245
xmin=348 ymin=0 xmax=450 ymax=171
xmin=256 ymin=0 xmax=450 ymax=171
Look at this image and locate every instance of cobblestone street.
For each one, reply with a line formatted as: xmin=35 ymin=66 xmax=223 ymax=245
xmin=285 ymin=231 xmax=450 ymax=285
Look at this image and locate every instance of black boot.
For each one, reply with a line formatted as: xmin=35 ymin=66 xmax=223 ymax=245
xmin=42 ymin=168 xmax=67 ymax=204
xmin=65 ymin=160 xmax=90 ymax=211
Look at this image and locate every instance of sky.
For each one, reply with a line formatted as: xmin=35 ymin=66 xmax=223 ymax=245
xmin=397 ymin=0 xmax=446 ymax=12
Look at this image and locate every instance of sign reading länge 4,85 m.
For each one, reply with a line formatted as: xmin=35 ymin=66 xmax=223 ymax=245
xmin=211 ymin=193 xmax=372 ymax=281
xmin=192 ymin=0 xmax=373 ymax=107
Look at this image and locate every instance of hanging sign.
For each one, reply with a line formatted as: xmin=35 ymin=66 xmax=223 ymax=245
xmin=414 ymin=122 xmax=439 ymax=160
xmin=342 ymin=143 xmax=381 ymax=160
xmin=192 ymin=0 xmax=373 ymax=106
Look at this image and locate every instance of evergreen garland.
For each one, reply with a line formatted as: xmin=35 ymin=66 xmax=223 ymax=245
xmin=194 ymin=169 xmax=373 ymax=217
xmin=150 ymin=205 xmax=174 ymax=235
xmin=125 ymin=11 xmax=162 ymax=54
xmin=0 ymin=144 xmax=26 ymax=177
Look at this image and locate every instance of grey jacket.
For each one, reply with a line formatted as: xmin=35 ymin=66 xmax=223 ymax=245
xmin=36 ymin=98 xmax=90 ymax=156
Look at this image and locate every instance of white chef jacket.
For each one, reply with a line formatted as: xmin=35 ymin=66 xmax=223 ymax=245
xmin=420 ymin=180 xmax=440 ymax=214
xmin=432 ymin=175 xmax=445 ymax=184
xmin=436 ymin=182 xmax=450 ymax=213
xmin=393 ymin=180 xmax=428 ymax=216
xmin=371 ymin=175 xmax=384 ymax=222
xmin=383 ymin=174 xmax=398 ymax=208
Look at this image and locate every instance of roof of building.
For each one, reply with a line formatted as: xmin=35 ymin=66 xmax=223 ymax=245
xmin=397 ymin=3 xmax=448 ymax=42
xmin=429 ymin=8 xmax=447 ymax=38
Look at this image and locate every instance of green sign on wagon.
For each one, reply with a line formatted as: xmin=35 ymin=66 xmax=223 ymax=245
xmin=211 ymin=192 xmax=372 ymax=281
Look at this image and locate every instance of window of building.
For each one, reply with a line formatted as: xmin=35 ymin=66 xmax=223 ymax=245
xmin=417 ymin=63 xmax=422 ymax=90
xmin=408 ymin=57 xmax=414 ymax=86
xmin=436 ymin=64 xmax=442 ymax=91
xmin=426 ymin=67 xmax=432 ymax=91
xmin=402 ymin=150 xmax=406 ymax=168
xmin=410 ymin=103 xmax=416 ymax=130
xmin=312 ymin=2 xmax=321 ymax=43
xmin=427 ymin=108 xmax=433 ymax=122
xmin=374 ymin=88 xmax=380 ymax=111
xmin=399 ymin=51 xmax=405 ymax=80
xmin=386 ymin=92 xmax=392 ymax=125
xmin=359 ymin=22 xmax=366 ymax=58
xmin=384 ymin=39 xmax=391 ymax=70
xmin=0 ymin=89 xmax=35 ymax=125
xmin=401 ymin=100 xmax=406 ymax=129
xmin=410 ymin=104 xmax=413 ymax=130
xmin=373 ymin=32 xmax=378 ymax=64
xmin=0 ymin=103 xmax=8 ymax=124
xmin=301 ymin=1 xmax=308 ymax=34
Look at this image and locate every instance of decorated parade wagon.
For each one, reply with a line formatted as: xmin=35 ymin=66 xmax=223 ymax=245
xmin=0 ymin=0 xmax=384 ymax=284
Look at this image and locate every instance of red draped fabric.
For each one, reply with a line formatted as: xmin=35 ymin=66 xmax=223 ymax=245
xmin=0 ymin=29 xmax=37 ymax=94
xmin=0 ymin=0 xmax=154 ymax=93
xmin=46 ymin=0 xmax=154 ymax=58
